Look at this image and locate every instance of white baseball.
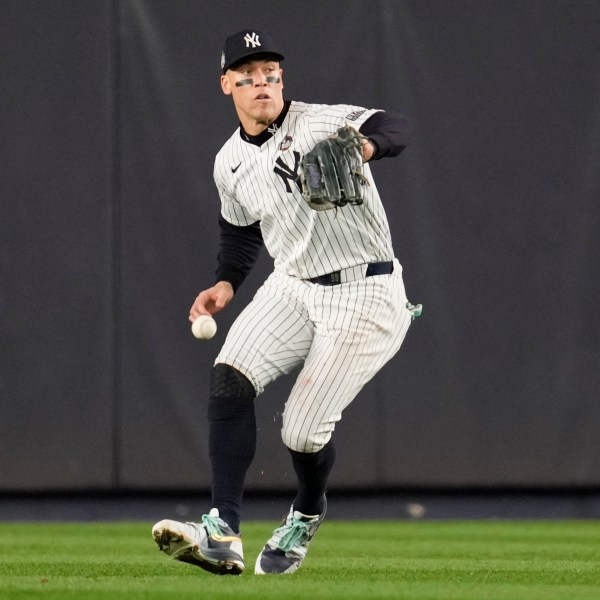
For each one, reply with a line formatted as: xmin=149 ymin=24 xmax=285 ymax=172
xmin=191 ymin=315 xmax=217 ymax=340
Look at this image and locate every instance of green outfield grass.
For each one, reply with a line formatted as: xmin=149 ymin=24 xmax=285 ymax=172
xmin=1 ymin=520 xmax=599 ymax=600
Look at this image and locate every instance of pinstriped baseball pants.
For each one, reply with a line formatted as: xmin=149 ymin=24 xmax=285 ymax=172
xmin=215 ymin=259 xmax=412 ymax=452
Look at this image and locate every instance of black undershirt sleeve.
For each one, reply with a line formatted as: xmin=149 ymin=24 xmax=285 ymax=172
xmin=214 ymin=215 xmax=264 ymax=293
xmin=359 ymin=111 xmax=412 ymax=160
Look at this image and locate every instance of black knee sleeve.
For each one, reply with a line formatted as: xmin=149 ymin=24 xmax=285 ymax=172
xmin=210 ymin=363 xmax=256 ymax=399
xmin=208 ymin=364 xmax=256 ymax=422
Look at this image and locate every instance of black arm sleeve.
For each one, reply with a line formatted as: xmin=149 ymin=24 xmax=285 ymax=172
xmin=359 ymin=111 xmax=412 ymax=160
xmin=214 ymin=215 xmax=264 ymax=293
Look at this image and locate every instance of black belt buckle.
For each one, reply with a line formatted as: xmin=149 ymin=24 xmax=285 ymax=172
xmin=308 ymin=261 xmax=393 ymax=286
xmin=366 ymin=261 xmax=394 ymax=277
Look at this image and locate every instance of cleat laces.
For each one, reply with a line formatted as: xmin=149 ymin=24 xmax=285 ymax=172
xmin=274 ymin=517 xmax=311 ymax=553
xmin=201 ymin=511 xmax=226 ymax=538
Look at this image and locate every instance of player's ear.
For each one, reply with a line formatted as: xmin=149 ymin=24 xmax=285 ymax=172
xmin=221 ymin=74 xmax=232 ymax=96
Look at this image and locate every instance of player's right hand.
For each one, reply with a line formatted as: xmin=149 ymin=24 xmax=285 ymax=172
xmin=189 ymin=281 xmax=234 ymax=322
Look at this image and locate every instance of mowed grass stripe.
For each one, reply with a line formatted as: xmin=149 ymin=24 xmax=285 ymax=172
xmin=0 ymin=521 xmax=599 ymax=600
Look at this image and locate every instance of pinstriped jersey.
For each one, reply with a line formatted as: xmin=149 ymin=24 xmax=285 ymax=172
xmin=213 ymin=100 xmax=395 ymax=280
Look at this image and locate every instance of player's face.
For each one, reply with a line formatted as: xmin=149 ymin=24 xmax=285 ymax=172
xmin=221 ymin=59 xmax=284 ymax=135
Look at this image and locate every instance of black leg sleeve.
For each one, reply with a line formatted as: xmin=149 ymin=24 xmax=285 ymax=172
xmin=288 ymin=440 xmax=336 ymax=516
xmin=207 ymin=364 xmax=256 ymax=532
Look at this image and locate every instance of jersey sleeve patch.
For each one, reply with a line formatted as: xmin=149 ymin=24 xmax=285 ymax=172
xmin=345 ymin=109 xmax=367 ymax=121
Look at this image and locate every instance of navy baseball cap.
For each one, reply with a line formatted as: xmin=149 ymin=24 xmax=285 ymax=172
xmin=221 ymin=29 xmax=284 ymax=73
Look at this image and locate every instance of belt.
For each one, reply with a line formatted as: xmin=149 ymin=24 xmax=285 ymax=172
xmin=306 ymin=261 xmax=394 ymax=286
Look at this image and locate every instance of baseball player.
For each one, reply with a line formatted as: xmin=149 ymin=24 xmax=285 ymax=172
xmin=152 ymin=29 xmax=418 ymax=576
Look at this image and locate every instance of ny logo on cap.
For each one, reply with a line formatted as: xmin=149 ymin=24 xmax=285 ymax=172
xmin=243 ymin=32 xmax=261 ymax=48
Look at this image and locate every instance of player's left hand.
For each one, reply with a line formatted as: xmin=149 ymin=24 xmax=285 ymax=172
xmin=360 ymin=138 xmax=376 ymax=162
xmin=298 ymin=125 xmax=370 ymax=211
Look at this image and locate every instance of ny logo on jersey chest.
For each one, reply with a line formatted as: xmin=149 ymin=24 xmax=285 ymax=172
xmin=273 ymin=151 xmax=301 ymax=193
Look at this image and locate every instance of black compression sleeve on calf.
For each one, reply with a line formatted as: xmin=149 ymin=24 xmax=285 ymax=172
xmin=208 ymin=364 xmax=257 ymax=532
xmin=288 ymin=440 xmax=336 ymax=516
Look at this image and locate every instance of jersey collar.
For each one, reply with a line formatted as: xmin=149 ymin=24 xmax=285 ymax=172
xmin=239 ymin=100 xmax=291 ymax=146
